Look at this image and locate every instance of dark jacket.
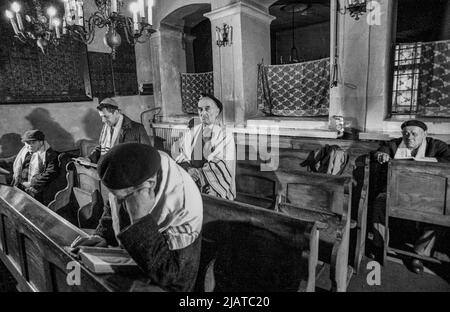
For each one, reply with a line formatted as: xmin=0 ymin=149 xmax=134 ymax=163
xmin=372 ymin=137 xmax=450 ymax=195
xmin=11 ymin=148 xmax=59 ymax=204
xmin=377 ymin=137 xmax=450 ymax=163
xmin=89 ymin=114 xmax=151 ymax=163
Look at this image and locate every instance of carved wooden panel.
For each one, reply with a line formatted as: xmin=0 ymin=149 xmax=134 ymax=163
xmin=387 ymin=160 xmax=450 ymax=226
xmin=22 ymin=234 xmax=47 ymax=291
xmin=0 ymin=0 xmax=91 ymax=104
xmin=88 ymin=52 xmax=115 ymax=100
xmin=112 ymin=38 xmax=139 ymax=96
xmin=88 ymin=49 xmax=138 ymax=100
xmin=1 ymin=214 xmax=21 ymax=273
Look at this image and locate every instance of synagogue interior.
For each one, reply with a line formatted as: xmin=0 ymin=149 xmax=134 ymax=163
xmin=0 ymin=0 xmax=449 ymax=293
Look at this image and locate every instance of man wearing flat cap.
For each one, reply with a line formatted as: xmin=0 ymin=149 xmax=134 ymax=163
xmin=9 ymin=130 xmax=59 ymax=203
xmin=72 ymin=143 xmax=203 ymax=292
xmin=172 ymin=94 xmax=236 ymax=200
xmin=370 ymin=120 xmax=450 ymax=272
xmin=86 ymin=98 xmax=151 ymax=164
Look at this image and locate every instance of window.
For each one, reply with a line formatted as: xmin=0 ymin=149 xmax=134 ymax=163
xmin=391 ymin=43 xmax=422 ymax=115
xmin=390 ymin=0 xmax=450 ymax=117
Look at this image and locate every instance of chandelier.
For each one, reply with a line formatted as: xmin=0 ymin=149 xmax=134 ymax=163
xmin=4 ymin=0 xmax=155 ymax=58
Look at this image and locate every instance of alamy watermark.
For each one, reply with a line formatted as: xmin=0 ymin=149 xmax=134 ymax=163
xmin=172 ymin=124 xmax=280 ymax=172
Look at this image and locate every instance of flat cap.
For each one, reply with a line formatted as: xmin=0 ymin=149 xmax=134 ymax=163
xmin=21 ymin=129 xmax=45 ymax=142
xmin=97 ymin=143 xmax=161 ymax=190
xmin=401 ymin=120 xmax=427 ymax=131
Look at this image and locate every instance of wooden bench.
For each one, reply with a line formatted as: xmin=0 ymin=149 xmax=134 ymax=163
xmin=236 ymin=165 xmax=352 ymax=291
xmin=0 ymin=185 xmax=322 ymax=292
xmin=199 ymin=194 xmax=322 ymax=292
xmin=384 ymin=160 xmax=450 ymax=264
xmin=0 ymin=185 xmax=163 ymax=292
xmin=49 ymin=160 xmax=105 ymax=230
xmin=235 ymin=144 xmax=370 ymax=274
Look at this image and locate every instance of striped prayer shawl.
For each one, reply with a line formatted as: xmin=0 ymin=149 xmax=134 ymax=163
xmin=200 ymin=160 xmax=235 ymax=200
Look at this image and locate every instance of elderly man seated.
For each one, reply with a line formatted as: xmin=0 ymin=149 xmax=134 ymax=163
xmin=371 ymin=120 xmax=450 ymax=273
xmin=71 ymin=143 xmax=202 ymax=292
xmin=0 ymin=130 xmax=59 ymax=204
xmin=171 ymin=94 xmax=236 ymax=200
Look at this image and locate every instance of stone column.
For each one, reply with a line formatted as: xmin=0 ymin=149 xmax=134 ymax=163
xmin=150 ymin=24 xmax=187 ymax=117
xmin=205 ymin=2 xmax=275 ymax=126
xmin=184 ymin=34 xmax=197 ymax=73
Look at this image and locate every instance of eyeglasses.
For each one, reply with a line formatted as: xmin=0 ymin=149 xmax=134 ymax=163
xmin=401 ymin=131 xmax=421 ymax=137
xmin=113 ymin=180 xmax=156 ymax=201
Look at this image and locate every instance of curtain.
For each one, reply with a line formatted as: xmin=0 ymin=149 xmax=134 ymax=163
xmin=417 ymin=40 xmax=450 ymax=117
xmin=180 ymin=72 xmax=214 ymax=114
xmin=257 ymin=58 xmax=330 ymax=117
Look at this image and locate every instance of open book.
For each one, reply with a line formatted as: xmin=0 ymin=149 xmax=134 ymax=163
xmin=73 ymin=157 xmax=98 ymax=168
xmin=395 ymin=156 xmax=438 ymax=162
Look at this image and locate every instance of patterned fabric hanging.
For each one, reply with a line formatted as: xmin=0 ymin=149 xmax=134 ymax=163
xmin=257 ymin=58 xmax=330 ymax=117
xmin=417 ymin=40 xmax=450 ymax=117
xmin=180 ymin=72 xmax=214 ymax=114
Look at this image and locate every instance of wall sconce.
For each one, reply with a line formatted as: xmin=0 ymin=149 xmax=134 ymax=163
xmin=342 ymin=0 xmax=367 ymax=20
xmin=215 ymin=24 xmax=232 ymax=47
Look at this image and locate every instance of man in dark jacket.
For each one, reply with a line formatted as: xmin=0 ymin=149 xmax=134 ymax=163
xmin=10 ymin=130 xmax=59 ymax=204
xmin=370 ymin=120 xmax=450 ymax=273
xmin=71 ymin=143 xmax=203 ymax=292
xmin=87 ymin=98 xmax=151 ymax=164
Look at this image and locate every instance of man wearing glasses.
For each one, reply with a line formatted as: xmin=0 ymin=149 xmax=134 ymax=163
xmin=370 ymin=120 xmax=450 ymax=273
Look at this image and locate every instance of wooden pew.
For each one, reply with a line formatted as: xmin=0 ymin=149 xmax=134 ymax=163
xmin=0 ymin=185 xmax=321 ymax=293
xmin=0 ymin=185 xmax=162 ymax=292
xmin=199 ymin=194 xmax=322 ymax=292
xmin=49 ymin=160 xmax=105 ymax=230
xmin=236 ymin=146 xmax=370 ymax=274
xmin=384 ymin=160 xmax=450 ymax=264
xmin=236 ymin=164 xmax=352 ymax=291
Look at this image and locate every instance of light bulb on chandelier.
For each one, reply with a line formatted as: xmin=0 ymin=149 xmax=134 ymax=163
xmin=4 ymin=0 xmax=156 ymax=59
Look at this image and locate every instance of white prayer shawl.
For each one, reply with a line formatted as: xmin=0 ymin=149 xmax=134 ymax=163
xmin=394 ymin=136 xmax=427 ymax=159
xmin=109 ymin=152 xmax=203 ymax=250
xmin=173 ymin=124 xmax=236 ymax=199
xmin=12 ymin=141 xmax=51 ymax=184
xmin=99 ymin=114 xmax=124 ymax=156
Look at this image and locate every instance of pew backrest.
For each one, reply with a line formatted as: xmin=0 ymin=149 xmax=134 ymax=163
xmin=387 ymin=160 xmax=450 ymax=226
xmin=200 ymin=194 xmax=321 ymax=292
xmin=0 ymin=185 xmax=152 ymax=291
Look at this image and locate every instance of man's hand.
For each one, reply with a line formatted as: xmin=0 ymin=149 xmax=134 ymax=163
xmin=375 ymin=152 xmax=391 ymax=164
xmin=22 ymin=181 xmax=31 ymax=188
xmin=69 ymin=235 xmax=107 ymax=253
xmin=187 ymin=167 xmax=201 ymax=181
xmin=74 ymin=157 xmax=92 ymax=163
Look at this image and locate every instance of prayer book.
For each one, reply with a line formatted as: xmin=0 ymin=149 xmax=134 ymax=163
xmin=78 ymin=246 xmax=139 ymax=274
xmin=73 ymin=158 xmax=98 ymax=168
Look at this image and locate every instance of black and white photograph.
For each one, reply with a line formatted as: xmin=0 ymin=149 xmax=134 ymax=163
xmin=0 ymin=0 xmax=449 ymax=297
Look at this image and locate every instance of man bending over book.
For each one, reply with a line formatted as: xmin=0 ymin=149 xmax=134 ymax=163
xmin=71 ymin=143 xmax=203 ymax=291
xmin=370 ymin=120 xmax=450 ymax=273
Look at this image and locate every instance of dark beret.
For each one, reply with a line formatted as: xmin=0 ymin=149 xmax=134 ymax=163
xmin=97 ymin=143 xmax=161 ymax=190
xmin=200 ymin=93 xmax=223 ymax=113
xmin=21 ymin=129 xmax=45 ymax=142
xmin=97 ymin=98 xmax=119 ymax=111
xmin=401 ymin=120 xmax=427 ymax=131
